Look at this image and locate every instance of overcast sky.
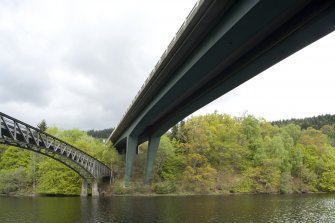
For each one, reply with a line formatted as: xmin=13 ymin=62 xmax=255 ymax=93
xmin=0 ymin=0 xmax=334 ymax=130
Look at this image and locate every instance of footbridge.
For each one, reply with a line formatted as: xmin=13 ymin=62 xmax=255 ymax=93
xmin=108 ymin=0 xmax=335 ymax=185
xmin=0 ymin=112 xmax=110 ymax=196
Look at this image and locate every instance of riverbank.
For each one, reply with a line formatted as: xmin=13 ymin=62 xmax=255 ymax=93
xmin=1 ymin=190 xmax=331 ymax=198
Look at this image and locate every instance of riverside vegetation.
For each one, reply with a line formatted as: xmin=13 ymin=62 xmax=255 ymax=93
xmin=0 ymin=113 xmax=335 ymax=195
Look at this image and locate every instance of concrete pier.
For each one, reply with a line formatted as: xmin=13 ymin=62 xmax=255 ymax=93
xmin=92 ymin=180 xmax=99 ymax=197
xmin=80 ymin=180 xmax=88 ymax=197
xmin=125 ymin=136 xmax=138 ymax=186
xmin=144 ymin=136 xmax=160 ymax=185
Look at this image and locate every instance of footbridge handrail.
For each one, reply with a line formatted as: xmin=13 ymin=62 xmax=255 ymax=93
xmin=0 ymin=112 xmax=110 ymax=180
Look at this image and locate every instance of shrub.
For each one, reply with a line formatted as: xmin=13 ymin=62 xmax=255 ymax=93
xmin=153 ymin=181 xmax=176 ymax=194
xmin=112 ymin=180 xmax=134 ymax=194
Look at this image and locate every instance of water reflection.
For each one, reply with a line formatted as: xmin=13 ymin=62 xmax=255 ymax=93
xmin=1 ymin=194 xmax=335 ymax=222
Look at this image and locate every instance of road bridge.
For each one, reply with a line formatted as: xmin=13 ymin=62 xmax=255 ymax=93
xmin=0 ymin=112 xmax=111 ymax=197
xmin=108 ymin=0 xmax=335 ymax=185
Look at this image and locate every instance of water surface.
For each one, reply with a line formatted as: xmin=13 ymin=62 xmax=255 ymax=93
xmin=1 ymin=194 xmax=335 ymax=222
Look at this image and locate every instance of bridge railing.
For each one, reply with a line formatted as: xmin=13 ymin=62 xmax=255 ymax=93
xmin=112 ymin=0 xmax=204 ymax=133
xmin=0 ymin=112 xmax=110 ymax=179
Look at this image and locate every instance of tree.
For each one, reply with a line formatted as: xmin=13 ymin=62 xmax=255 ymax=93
xmin=0 ymin=145 xmax=7 ymax=157
xmin=87 ymin=128 xmax=114 ymax=139
xmin=153 ymin=135 xmax=184 ymax=182
xmin=37 ymin=160 xmax=81 ymax=195
xmin=101 ymin=142 xmax=124 ymax=184
xmin=37 ymin=119 xmax=47 ymax=131
xmin=321 ymin=125 xmax=335 ymax=147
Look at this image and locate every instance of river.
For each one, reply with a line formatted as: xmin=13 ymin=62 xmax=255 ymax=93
xmin=1 ymin=194 xmax=335 ymax=222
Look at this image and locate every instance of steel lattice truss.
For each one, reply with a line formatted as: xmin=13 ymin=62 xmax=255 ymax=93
xmin=0 ymin=112 xmax=110 ymax=180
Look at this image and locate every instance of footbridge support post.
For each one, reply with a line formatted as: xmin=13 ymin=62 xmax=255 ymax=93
xmin=81 ymin=180 xmax=88 ymax=197
xmin=144 ymin=136 xmax=161 ymax=185
xmin=92 ymin=180 xmax=99 ymax=197
xmin=125 ymin=136 xmax=138 ymax=186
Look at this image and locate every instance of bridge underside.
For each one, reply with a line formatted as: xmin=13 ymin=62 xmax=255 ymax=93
xmin=112 ymin=0 xmax=335 ymax=185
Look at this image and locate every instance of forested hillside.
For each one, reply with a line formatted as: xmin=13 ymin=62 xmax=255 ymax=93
xmin=1 ymin=113 xmax=335 ymax=195
xmin=271 ymin=114 xmax=335 ymax=130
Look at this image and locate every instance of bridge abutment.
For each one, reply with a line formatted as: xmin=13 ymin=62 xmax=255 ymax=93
xmin=144 ymin=136 xmax=160 ymax=185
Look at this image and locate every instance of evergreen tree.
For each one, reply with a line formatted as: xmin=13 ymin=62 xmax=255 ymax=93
xmin=87 ymin=128 xmax=114 ymax=139
xmin=37 ymin=119 xmax=47 ymax=132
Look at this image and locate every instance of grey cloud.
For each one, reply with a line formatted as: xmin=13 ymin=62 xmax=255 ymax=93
xmin=0 ymin=51 xmax=52 ymax=106
xmin=0 ymin=0 xmax=198 ymax=130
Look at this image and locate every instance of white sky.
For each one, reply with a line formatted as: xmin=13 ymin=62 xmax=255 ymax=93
xmin=0 ymin=0 xmax=334 ymax=130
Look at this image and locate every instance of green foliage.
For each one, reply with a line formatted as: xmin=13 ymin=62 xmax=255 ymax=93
xmin=0 ymin=147 xmax=31 ymax=169
xmin=154 ymin=135 xmax=185 ymax=181
xmin=0 ymin=144 xmax=7 ymax=157
xmin=161 ymin=113 xmax=335 ymax=194
xmin=87 ymin=128 xmax=114 ymax=139
xmin=112 ymin=180 xmax=134 ymax=194
xmin=153 ymin=181 xmax=176 ymax=194
xmin=101 ymin=142 xmax=124 ymax=180
xmin=321 ymin=125 xmax=335 ymax=147
xmin=319 ymin=165 xmax=335 ymax=192
xmin=1 ymin=112 xmax=335 ymax=195
xmin=229 ymin=175 xmax=253 ymax=193
xmin=272 ymin=114 xmax=335 ymax=130
xmin=37 ymin=160 xmax=81 ymax=195
xmin=37 ymin=119 xmax=48 ymax=131
xmin=0 ymin=168 xmax=29 ymax=194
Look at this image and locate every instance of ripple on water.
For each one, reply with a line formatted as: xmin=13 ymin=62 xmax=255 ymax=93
xmin=1 ymin=194 xmax=335 ymax=223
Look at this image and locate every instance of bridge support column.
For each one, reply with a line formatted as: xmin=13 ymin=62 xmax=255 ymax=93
xmin=92 ymin=180 xmax=99 ymax=197
xmin=125 ymin=136 xmax=138 ymax=186
xmin=144 ymin=136 xmax=160 ymax=185
xmin=81 ymin=180 xmax=88 ymax=197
